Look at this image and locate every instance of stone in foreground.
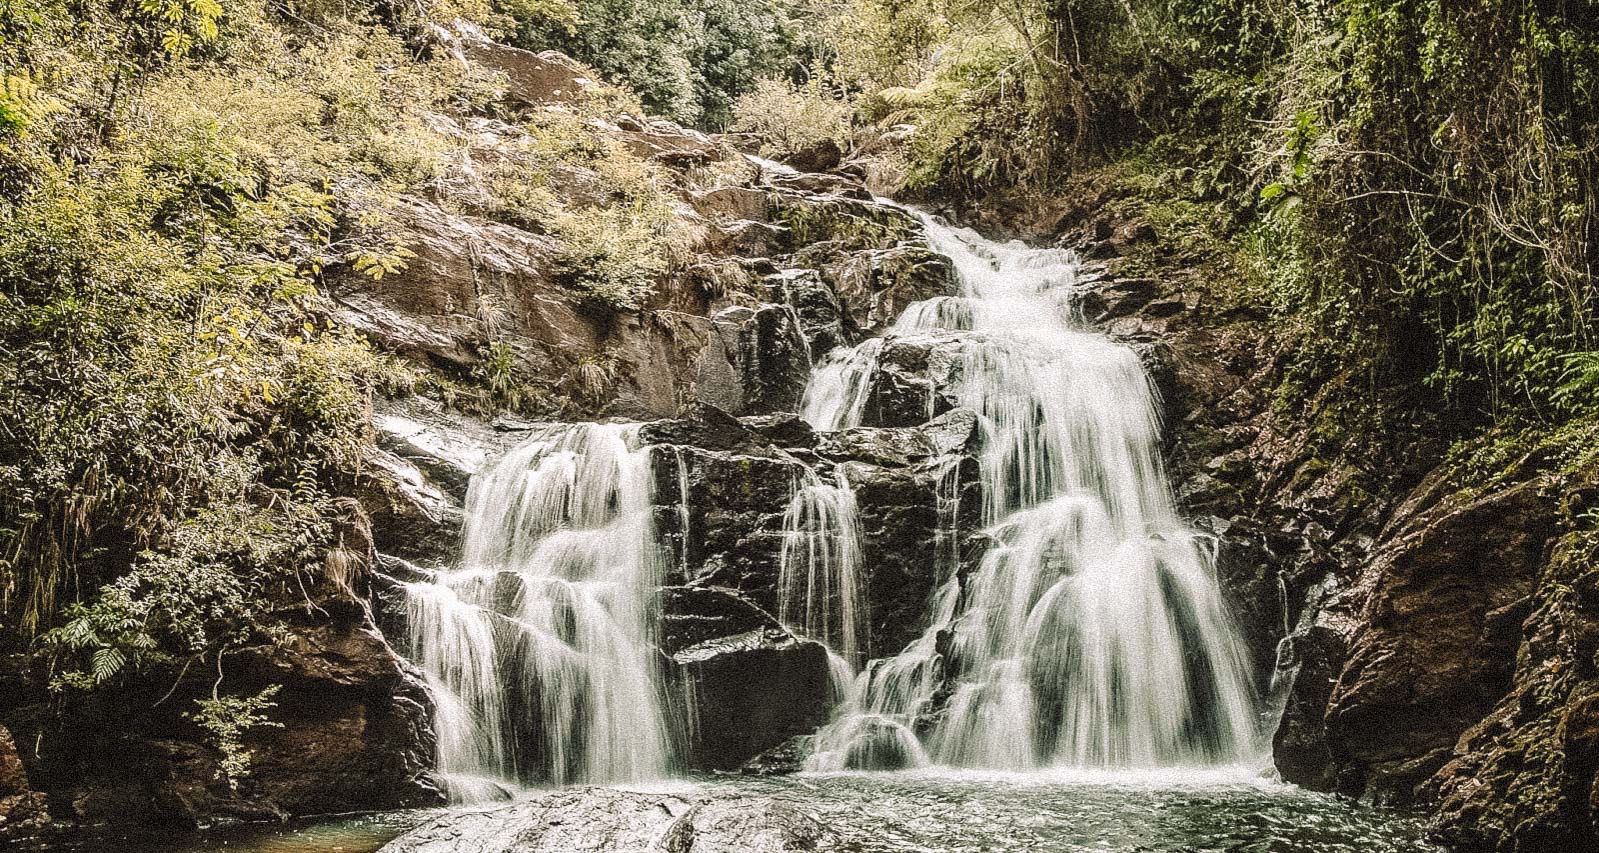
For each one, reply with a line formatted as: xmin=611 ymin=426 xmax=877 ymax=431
xmin=378 ymin=787 xmax=839 ymax=852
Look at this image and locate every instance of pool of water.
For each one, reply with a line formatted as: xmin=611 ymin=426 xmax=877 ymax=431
xmin=35 ymin=768 xmax=1438 ymax=852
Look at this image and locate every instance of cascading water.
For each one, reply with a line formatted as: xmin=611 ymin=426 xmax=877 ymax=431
xmin=778 ymin=468 xmax=866 ymax=668
xmin=805 ymin=211 xmax=1259 ymax=770
xmin=402 ymin=423 xmax=669 ymax=800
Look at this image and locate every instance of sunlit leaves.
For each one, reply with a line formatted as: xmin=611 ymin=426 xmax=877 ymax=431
xmin=138 ymin=0 xmax=227 ymax=56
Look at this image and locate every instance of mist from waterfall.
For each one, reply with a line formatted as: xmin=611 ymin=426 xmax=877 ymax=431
xmin=401 ymin=424 xmax=669 ymax=800
xmin=804 ymin=212 xmax=1259 ymax=770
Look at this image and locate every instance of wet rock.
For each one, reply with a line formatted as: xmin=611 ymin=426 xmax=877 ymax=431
xmin=1324 ymin=479 xmax=1558 ymax=802
xmin=770 ymin=269 xmax=848 ymax=355
xmin=360 ymin=448 xmax=462 ymax=566
xmin=739 ymin=735 xmax=810 ymax=775
xmin=0 ymin=725 xmax=48 ymax=842
xmin=698 ymin=305 xmax=812 ymax=416
xmin=818 ymin=411 xmax=983 ymax=656
xmin=1273 ymin=616 xmax=1350 ymax=790
xmin=378 ymin=787 xmax=839 ymax=853
xmin=855 ymin=336 xmax=962 ymax=428
xmin=817 ymin=245 xmax=957 ymax=338
xmin=1420 ymin=510 xmax=1599 ymax=851
xmin=652 ymin=442 xmax=805 ymax=594
xmin=740 ymin=413 xmax=818 ymax=450
xmin=372 ymin=398 xmax=513 ymax=496
xmin=779 ymin=137 xmax=845 ymax=173
xmin=1094 ymin=277 xmax=1157 ymax=320
xmin=640 ymin=402 xmax=754 ymax=451
xmin=659 ymin=587 xmax=830 ymax=771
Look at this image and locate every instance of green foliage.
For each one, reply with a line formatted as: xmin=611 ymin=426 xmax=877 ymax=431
xmin=832 ymin=0 xmax=1597 ymax=447
xmin=731 ymin=78 xmax=851 ymax=157
xmin=0 ymin=3 xmax=474 ymax=662
xmin=505 ymin=0 xmax=815 ymax=127
xmin=188 ymin=685 xmax=283 ymax=788
xmin=485 ymin=109 xmax=689 ymax=312
xmin=0 ymin=71 xmax=60 ymax=138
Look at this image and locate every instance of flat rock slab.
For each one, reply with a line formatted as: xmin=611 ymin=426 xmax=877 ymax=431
xmin=379 ymin=787 xmax=841 ymax=852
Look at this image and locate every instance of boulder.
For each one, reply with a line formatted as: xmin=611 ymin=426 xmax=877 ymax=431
xmin=779 ymin=137 xmax=845 ymax=173
xmin=658 ymin=587 xmax=831 ymax=771
xmin=360 ymin=448 xmax=463 ymax=566
xmin=769 ymin=268 xmax=848 ymax=355
xmin=443 ymin=24 xmax=599 ymax=109
xmin=605 ymin=118 xmax=726 ymax=168
xmin=855 ymin=335 xmax=962 ymax=428
xmin=769 ymin=192 xmax=919 ymax=254
xmin=651 ymin=443 xmax=806 ymax=594
xmin=817 ymin=245 xmax=957 ymax=338
xmin=695 ymin=305 xmax=812 ymax=416
xmin=378 ymin=787 xmax=839 ymax=853
xmin=639 ymin=404 xmax=815 ymax=455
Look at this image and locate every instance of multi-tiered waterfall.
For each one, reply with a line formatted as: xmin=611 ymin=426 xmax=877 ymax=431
xmin=398 ymin=205 xmax=1257 ymax=799
xmin=401 ymin=424 xmax=669 ymax=800
xmin=803 ymin=211 xmax=1259 ymax=770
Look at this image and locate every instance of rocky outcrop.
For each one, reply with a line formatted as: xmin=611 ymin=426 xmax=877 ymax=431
xmin=1322 ymin=479 xmax=1556 ymax=802
xmin=1430 ymin=521 xmax=1599 ymax=852
xmin=698 ymin=305 xmax=813 ymax=416
xmin=439 ymin=22 xmax=600 ymax=109
xmin=658 ymin=587 xmax=830 ymax=771
xmin=854 ymin=336 xmax=963 ymax=429
xmin=5 ymin=587 xmax=437 ymax=829
xmin=647 ymin=404 xmax=982 ymax=659
xmin=377 ymin=787 xmax=840 ymax=853
xmin=0 ymin=726 xmax=48 ymax=842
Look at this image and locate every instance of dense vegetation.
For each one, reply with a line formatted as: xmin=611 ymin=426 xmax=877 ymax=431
xmin=2 ymin=0 xmax=1595 ymax=819
xmin=794 ymin=0 xmax=1597 ymax=454
xmin=0 ymin=0 xmax=701 ymax=776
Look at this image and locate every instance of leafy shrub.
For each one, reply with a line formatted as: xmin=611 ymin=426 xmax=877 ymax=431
xmin=731 ymin=78 xmax=851 ymax=156
xmin=506 ymin=0 xmax=814 ymax=127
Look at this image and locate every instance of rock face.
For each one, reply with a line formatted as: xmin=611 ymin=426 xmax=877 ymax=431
xmin=0 ymin=725 xmax=48 ymax=842
xmin=3 ymin=584 xmax=437 ymax=829
xmin=647 ymin=404 xmax=982 ymax=661
xmin=378 ymin=787 xmax=840 ymax=853
xmin=658 ymin=587 xmax=830 ymax=771
xmin=1323 ymin=479 xmax=1556 ymax=802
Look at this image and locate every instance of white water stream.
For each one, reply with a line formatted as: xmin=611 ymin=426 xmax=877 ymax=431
xmin=804 ymin=211 xmax=1259 ymax=770
xmin=401 ymin=424 xmax=669 ymax=799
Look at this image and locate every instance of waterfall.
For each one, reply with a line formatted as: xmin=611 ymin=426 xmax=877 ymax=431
xmin=806 ymin=212 xmax=1259 ymax=769
xmin=778 ymin=468 xmax=865 ymax=667
xmin=402 ymin=424 xmax=669 ymax=800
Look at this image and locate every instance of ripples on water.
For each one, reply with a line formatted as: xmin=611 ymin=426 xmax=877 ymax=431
xmin=40 ymin=770 xmax=1438 ymax=853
